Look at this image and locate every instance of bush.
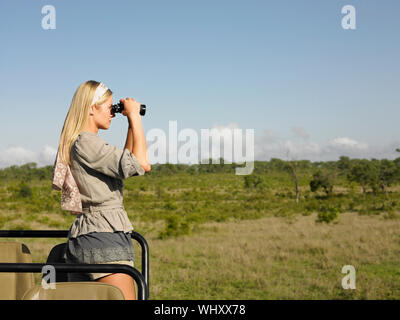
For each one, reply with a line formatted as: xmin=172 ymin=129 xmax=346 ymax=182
xmin=383 ymin=210 xmax=399 ymax=220
xmin=158 ymin=215 xmax=191 ymax=239
xmin=304 ymin=199 xmax=319 ymax=213
xmin=17 ymin=182 xmax=33 ymax=198
xmin=243 ymin=175 xmax=264 ymax=189
xmin=310 ymin=170 xmax=334 ymax=196
xmin=316 ymin=205 xmax=340 ymax=223
xmin=347 ymin=201 xmax=356 ymax=211
xmin=164 ymin=201 xmax=178 ymax=211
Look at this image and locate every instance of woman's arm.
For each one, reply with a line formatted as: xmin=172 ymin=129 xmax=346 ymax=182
xmin=124 ymin=121 xmax=134 ymax=152
xmin=72 ymin=134 xmax=145 ymax=179
xmin=126 ymin=114 xmax=151 ymax=172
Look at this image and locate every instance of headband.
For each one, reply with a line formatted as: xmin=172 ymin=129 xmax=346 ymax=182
xmin=91 ymin=82 xmax=109 ymax=106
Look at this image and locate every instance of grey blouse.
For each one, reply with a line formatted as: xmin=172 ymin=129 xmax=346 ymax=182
xmin=68 ymin=131 xmax=145 ymax=238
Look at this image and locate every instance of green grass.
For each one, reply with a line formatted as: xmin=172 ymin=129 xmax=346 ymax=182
xmin=0 ymin=166 xmax=399 ymax=299
xmin=147 ymin=213 xmax=400 ymax=299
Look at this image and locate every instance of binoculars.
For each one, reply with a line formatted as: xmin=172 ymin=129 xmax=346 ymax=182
xmin=111 ymin=102 xmax=146 ymax=116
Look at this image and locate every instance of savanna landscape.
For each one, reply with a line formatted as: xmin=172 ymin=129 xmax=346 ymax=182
xmin=0 ymin=156 xmax=399 ymax=299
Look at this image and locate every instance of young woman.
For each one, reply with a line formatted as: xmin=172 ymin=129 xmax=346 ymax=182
xmin=54 ymin=80 xmax=151 ymax=300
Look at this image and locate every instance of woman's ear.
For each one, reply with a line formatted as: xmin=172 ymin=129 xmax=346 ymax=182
xmin=89 ymin=104 xmax=95 ymax=116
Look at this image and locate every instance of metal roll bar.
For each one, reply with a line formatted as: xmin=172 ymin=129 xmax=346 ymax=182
xmin=0 ymin=230 xmax=149 ymax=300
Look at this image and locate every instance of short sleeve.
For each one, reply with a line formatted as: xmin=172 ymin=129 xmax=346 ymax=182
xmin=72 ymin=134 xmax=145 ymax=179
xmin=120 ymin=148 xmax=146 ymax=178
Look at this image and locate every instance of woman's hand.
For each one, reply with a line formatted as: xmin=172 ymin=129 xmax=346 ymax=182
xmin=121 ymin=98 xmax=151 ymax=172
xmin=120 ymin=98 xmax=141 ymax=118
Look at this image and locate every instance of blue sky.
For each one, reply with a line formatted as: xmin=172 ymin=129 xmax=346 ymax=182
xmin=0 ymin=0 xmax=399 ymax=167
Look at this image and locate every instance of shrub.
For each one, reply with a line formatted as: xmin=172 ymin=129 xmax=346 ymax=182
xmin=243 ymin=175 xmax=264 ymax=189
xmin=316 ymin=205 xmax=339 ymax=223
xmin=310 ymin=170 xmax=334 ymax=196
xmin=347 ymin=201 xmax=356 ymax=211
xmin=158 ymin=215 xmax=191 ymax=239
xmin=17 ymin=182 xmax=33 ymax=198
xmin=304 ymin=199 xmax=319 ymax=213
xmin=164 ymin=201 xmax=178 ymax=211
xmin=383 ymin=210 xmax=399 ymax=220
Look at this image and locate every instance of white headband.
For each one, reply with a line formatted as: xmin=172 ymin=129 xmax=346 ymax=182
xmin=91 ymin=82 xmax=109 ymax=105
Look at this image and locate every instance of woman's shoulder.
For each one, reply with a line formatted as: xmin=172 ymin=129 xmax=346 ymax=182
xmin=74 ymin=131 xmax=104 ymax=146
xmin=78 ymin=131 xmax=102 ymax=141
xmin=72 ymin=131 xmax=106 ymax=156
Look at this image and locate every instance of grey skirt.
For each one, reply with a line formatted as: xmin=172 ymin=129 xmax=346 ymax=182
xmin=64 ymin=231 xmax=135 ymax=281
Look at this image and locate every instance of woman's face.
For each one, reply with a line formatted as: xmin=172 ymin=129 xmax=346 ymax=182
xmin=93 ymin=96 xmax=115 ymax=130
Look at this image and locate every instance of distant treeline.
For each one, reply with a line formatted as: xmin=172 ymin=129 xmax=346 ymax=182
xmin=1 ymin=156 xmax=400 ymax=226
xmin=1 ymin=157 xmax=400 ymax=184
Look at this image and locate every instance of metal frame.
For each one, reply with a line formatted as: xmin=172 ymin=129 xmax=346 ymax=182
xmin=0 ymin=230 xmax=149 ymax=300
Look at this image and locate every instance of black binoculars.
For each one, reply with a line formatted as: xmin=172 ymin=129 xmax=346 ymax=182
xmin=111 ymin=102 xmax=146 ymax=116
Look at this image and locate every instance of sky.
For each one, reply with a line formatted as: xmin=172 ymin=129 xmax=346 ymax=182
xmin=0 ymin=0 xmax=399 ymax=167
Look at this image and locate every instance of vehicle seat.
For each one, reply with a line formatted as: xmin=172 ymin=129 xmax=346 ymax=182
xmin=0 ymin=242 xmax=35 ymax=299
xmin=21 ymin=282 xmax=125 ymax=300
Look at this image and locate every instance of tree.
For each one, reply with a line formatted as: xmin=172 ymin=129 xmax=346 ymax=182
xmin=347 ymin=159 xmax=378 ymax=194
xmin=310 ymin=169 xmax=335 ymax=196
xmin=337 ymin=156 xmax=351 ymax=176
xmin=283 ymin=151 xmax=301 ymax=203
xmin=377 ymin=159 xmax=398 ymax=196
xmin=269 ymin=158 xmax=287 ymax=171
xmin=285 ymin=161 xmax=300 ymax=203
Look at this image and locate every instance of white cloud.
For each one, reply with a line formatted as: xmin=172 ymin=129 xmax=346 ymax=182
xmin=329 ymin=137 xmax=368 ymax=150
xmin=39 ymin=145 xmax=58 ymax=165
xmin=255 ymin=131 xmax=399 ymax=161
xmin=0 ymin=145 xmax=57 ymax=169
xmin=283 ymin=140 xmax=322 ymax=160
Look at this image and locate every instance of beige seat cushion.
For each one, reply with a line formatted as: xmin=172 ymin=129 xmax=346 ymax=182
xmin=0 ymin=242 xmax=35 ymax=300
xmin=21 ymin=282 xmax=125 ymax=300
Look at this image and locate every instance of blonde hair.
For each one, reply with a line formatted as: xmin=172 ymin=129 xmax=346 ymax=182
xmin=57 ymin=80 xmax=113 ymax=165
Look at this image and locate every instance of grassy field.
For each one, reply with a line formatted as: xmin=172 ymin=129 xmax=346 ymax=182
xmin=149 ymin=212 xmax=400 ymax=299
xmin=0 ymin=165 xmax=399 ymax=299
